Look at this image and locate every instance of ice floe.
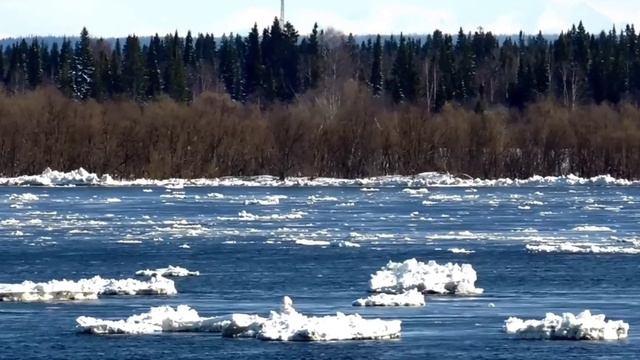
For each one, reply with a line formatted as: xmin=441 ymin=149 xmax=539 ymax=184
xmin=0 ymin=276 xmax=176 ymax=302
xmin=504 ymin=310 xmax=629 ymax=340
xmin=448 ymin=248 xmax=475 ymax=254
xmin=572 ymin=225 xmax=615 ymax=232
xmin=135 ymin=266 xmax=200 ymax=277
xmin=218 ymin=210 xmax=307 ymax=221
xmin=526 ymin=242 xmax=640 ymax=254
xmin=352 ymin=289 xmax=425 ymax=307
xmin=77 ymin=305 xmax=237 ymax=334
xmin=369 ymin=259 xmax=483 ymax=295
xmin=294 ymin=239 xmax=331 ymax=247
xmin=244 ymin=195 xmax=287 ymax=206
xmin=2 ymin=168 xmax=640 ymax=187
xmin=77 ymin=296 xmax=402 ymax=341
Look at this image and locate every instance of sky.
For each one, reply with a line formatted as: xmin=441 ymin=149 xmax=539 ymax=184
xmin=1 ymin=0 xmax=640 ymax=39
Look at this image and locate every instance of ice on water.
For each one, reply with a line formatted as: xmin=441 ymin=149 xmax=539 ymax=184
xmin=369 ymin=259 xmax=483 ymax=295
xmin=0 ymin=276 xmax=176 ymax=302
xmin=352 ymin=289 xmax=425 ymax=307
xmin=77 ymin=296 xmax=402 ymax=341
xmin=135 ymin=265 xmax=200 ymax=277
xmin=504 ymin=310 xmax=629 ymax=340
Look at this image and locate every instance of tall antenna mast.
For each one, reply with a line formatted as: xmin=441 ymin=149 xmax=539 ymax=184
xmin=280 ymin=0 xmax=285 ymax=23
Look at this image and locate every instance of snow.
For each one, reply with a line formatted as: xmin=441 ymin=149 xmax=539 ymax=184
xmin=369 ymin=259 xmax=483 ymax=295
xmin=0 ymin=276 xmax=176 ymax=302
xmin=135 ymin=266 xmax=200 ymax=277
xmin=352 ymin=289 xmax=425 ymax=307
xmin=504 ymin=310 xmax=629 ymax=340
xmin=2 ymin=168 xmax=640 ymax=187
xmin=77 ymin=296 xmax=402 ymax=341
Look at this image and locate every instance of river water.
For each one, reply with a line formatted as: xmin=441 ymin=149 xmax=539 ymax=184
xmin=0 ymin=185 xmax=638 ymax=359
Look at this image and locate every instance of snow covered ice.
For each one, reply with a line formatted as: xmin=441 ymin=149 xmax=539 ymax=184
xmin=77 ymin=297 xmax=402 ymax=341
xmin=504 ymin=310 xmax=629 ymax=340
xmin=0 ymin=276 xmax=176 ymax=302
xmin=2 ymin=168 xmax=640 ymax=188
xmin=77 ymin=305 xmax=242 ymax=334
xmin=369 ymin=259 xmax=483 ymax=295
xmin=352 ymin=289 xmax=425 ymax=307
xmin=135 ymin=266 xmax=200 ymax=277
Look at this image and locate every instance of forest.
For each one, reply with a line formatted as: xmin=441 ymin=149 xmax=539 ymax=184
xmin=1 ymin=20 xmax=640 ymax=179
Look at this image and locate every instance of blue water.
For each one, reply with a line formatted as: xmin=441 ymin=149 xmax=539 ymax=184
xmin=1 ymin=186 xmax=639 ymax=359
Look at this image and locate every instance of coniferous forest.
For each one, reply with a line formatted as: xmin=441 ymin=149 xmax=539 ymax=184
xmin=2 ymin=20 xmax=640 ymax=179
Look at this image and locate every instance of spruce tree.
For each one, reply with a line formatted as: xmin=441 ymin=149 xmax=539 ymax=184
xmin=243 ymin=24 xmax=262 ymax=99
xmin=26 ymin=39 xmax=43 ymax=89
xmin=58 ymin=38 xmax=74 ymax=97
xmin=146 ymin=34 xmax=163 ymax=98
xmin=72 ymin=27 xmax=96 ymax=100
xmin=370 ymin=35 xmax=383 ymax=96
xmin=122 ymin=35 xmax=145 ymax=101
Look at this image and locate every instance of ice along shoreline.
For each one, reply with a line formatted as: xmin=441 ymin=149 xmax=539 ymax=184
xmin=1 ymin=168 xmax=639 ymax=187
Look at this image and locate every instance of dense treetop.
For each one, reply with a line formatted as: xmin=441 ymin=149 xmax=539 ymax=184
xmin=3 ymin=20 xmax=640 ymax=110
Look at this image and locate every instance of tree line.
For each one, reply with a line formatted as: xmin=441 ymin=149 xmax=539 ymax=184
xmin=2 ymin=20 xmax=640 ymax=108
xmin=1 ymin=20 xmax=640 ymax=179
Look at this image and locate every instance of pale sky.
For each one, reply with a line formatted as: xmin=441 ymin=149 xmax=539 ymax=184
xmin=1 ymin=0 xmax=639 ymax=39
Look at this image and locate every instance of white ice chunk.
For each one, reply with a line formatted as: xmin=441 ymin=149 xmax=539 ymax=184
xmin=352 ymin=289 xmax=425 ymax=307
xmin=77 ymin=297 xmax=401 ymax=341
xmin=572 ymin=226 xmax=615 ymax=232
xmin=0 ymin=276 xmax=176 ymax=302
xmin=135 ymin=265 xmax=200 ymax=277
xmin=448 ymin=248 xmax=475 ymax=254
xmin=77 ymin=305 xmax=238 ymax=334
xmin=369 ymin=258 xmax=483 ymax=295
xmin=254 ymin=297 xmax=401 ymax=341
xmin=504 ymin=310 xmax=629 ymax=340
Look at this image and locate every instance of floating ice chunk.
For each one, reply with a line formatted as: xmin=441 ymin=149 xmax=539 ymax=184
xmin=526 ymin=243 xmax=640 ymax=254
xmin=294 ymin=239 xmax=331 ymax=247
xmin=337 ymin=241 xmax=361 ymax=248
xmin=254 ymin=297 xmax=401 ymax=341
xmin=8 ymin=193 xmax=40 ymax=202
xmin=116 ymin=239 xmax=142 ymax=244
xmin=206 ymin=193 xmax=224 ymax=199
xmin=308 ymin=195 xmax=339 ymax=202
xmin=179 ymin=244 xmax=191 ymax=249
xmin=244 ymin=195 xmax=287 ymax=206
xmin=106 ymin=198 xmax=122 ymax=203
xmin=77 ymin=297 xmax=401 ymax=341
xmin=77 ymin=305 xmax=238 ymax=334
xmin=572 ymin=226 xmax=615 ymax=232
xmin=219 ymin=210 xmax=307 ymax=222
xmin=135 ymin=266 xmax=199 ymax=277
xmin=352 ymin=289 xmax=425 ymax=307
xmin=449 ymin=248 xmax=475 ymax=254
xmin=360 ymin=188 xmax=380 ymax=192
xmin=504 ymin=310 xmax=629 ymax=340
xmin=369 ymin=259 xmax=483 ymax=295
xmin=0 ymin=276 xmax=176 ymax=302
xmin=402 ymin=188 xmax=429 ymax=196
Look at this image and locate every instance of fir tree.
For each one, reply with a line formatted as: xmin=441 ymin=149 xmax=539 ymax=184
xmin=122 ymin=35 xmax=145 ymax=101
xmin=72 ymin=27 xmax=95 ymax=100
xmin=370 ymin=35 xmax=383 ymax=96
xmin=243 ymin=24 xmax=262 ymax=99
xmin=26 ymin=39 xmax=43 ymax=89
